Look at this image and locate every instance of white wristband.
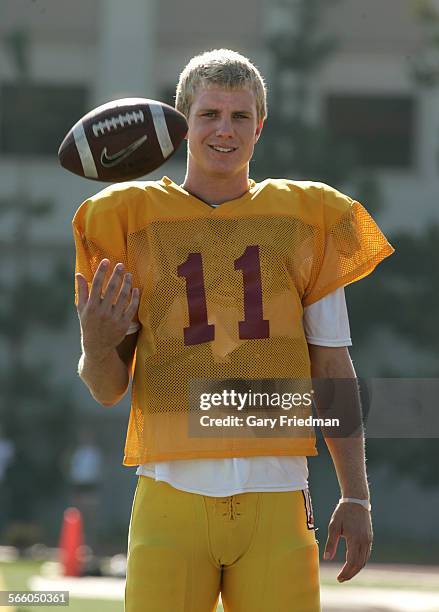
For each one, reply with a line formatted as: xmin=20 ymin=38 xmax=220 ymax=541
xmin=339 ymin=497 xmax=371 ymax=511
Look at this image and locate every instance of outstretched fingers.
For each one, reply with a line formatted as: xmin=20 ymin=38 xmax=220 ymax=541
xmin=76 ymin=260 xmax=140 ymax=343
xmin=100 ymin=262 xmax=125 ymax=312
xmin=89 ymin=259 xmax=110 ymax=306
xmin=112 ymin=272 xmax=133 ymax=318
xmin=122 ymin=287 xmax=140 ymax=326
xmin=75 ymin=273 xmax=90 ymax=312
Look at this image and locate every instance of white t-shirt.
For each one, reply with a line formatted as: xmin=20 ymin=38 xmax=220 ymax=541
xmin=132 ymin=287 xmax=351 ymax=496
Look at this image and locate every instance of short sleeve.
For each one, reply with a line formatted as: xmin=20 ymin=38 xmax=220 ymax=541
xmin=302 ymin=184 xmax=394 ymax=306
xmin=72 ymin=188 xmax=132 ymax=308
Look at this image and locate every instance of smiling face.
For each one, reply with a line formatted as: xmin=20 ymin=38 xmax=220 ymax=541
xmin=185 ymin=86 xmax=263 ymax=183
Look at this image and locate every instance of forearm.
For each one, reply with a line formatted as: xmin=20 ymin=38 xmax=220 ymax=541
xmin=324 ymin=435 xmax=369 ymax=499
xmin=78 ymin=348 xmax=130 ymax=407
xmin=309 ymin=345 xmax=370 ymax=500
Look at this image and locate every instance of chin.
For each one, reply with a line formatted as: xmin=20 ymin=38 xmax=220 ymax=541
xmin=205 ymin=159 xmax=246 ymax=177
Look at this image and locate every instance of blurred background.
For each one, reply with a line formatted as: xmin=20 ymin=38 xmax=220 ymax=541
xmin=0 ymin=0 xmax=438 ymax=609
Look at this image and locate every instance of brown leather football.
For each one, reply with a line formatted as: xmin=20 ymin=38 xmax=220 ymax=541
xmin=58 ymin=98 xmax=188 ymax=182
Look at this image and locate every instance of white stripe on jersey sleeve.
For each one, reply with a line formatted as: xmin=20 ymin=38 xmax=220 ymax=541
xmin=303 ymin=287 xmax=352 ymax=347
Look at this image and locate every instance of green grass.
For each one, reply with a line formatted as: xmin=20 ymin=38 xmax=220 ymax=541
xmin=4 ymin=559 xmax=436 ymax=611
xmin=0 ymin=560 xmax=225 ymax=612
xmin=0 ymin=560 xmax=42 ymax=591
xmin=55 ymin=599 xmax=123 ymax=612
xmin=0 ymin=561 xmax=123 ymax=612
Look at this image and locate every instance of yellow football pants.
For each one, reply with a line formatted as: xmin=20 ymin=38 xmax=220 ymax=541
xmin=125 ymin=476 xmax=320 ymax=612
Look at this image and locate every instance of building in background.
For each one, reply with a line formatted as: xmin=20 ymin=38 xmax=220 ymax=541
xmin=0 ymin=0 xmax=435 ymax=367
xmin=1 ymin=0 xmax=437 ymax=236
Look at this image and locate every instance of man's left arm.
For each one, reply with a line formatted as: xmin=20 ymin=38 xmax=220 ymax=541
xmin=308 ymin=344 xmax=373 ymax=583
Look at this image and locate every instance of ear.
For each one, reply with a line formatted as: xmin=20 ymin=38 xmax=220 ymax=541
xmin=255 ymin=119 xmax=264 ymax=142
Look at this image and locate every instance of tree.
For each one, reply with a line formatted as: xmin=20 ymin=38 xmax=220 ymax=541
xmin=254 ymin=0 xmax=379 ymax=212
xmin=349 ymin=1 xmax=439 ymax=486
xmin=0 ymin=30 xmax=76 ymax=544
xmin=256 ymin=0 xmax=439 ymax=487
xmin=410 ymin=0 xmax=439 ymax=86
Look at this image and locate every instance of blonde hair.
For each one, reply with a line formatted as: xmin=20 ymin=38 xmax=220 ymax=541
xmin=175 ymin=49 xmax=267 ymax=123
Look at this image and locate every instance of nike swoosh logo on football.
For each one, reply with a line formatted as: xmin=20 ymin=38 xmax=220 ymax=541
xmin=100 ymin=135 xmax=148 ymax=167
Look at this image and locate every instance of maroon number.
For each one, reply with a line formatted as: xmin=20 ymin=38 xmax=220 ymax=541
xmin=178 ymin=246 xmax=269 ymax=345
xmin=234 ymin=245 xmax=270 ymax=339
xmin=177 ymin=253 xmax=215 ymax=345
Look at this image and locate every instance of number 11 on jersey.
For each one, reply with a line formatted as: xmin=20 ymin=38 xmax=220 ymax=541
xmin=177 ymin=245 xmax=270 ymax=346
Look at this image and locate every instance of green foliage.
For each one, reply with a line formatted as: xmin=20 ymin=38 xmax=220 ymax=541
xmin=411 ymin=0 xmax=439 ymax=23
xmin=348 ymin=224 xmax=439 ymax=361
xmin=254 ymin=0 xmax=374 ymax=193
xmin=410 ymin=0 xmax=439 ymax=86
xmin=0 ymin=264 xmax=76 ymax=523
xmin=347 ymin=223 xmax=439 ymax=487
xmin=257 ymin=119 xmax=358 ymax=186
xmin=367 ymin=439 xmax=439 ymax=487
xmin=378 ymin=227 xmax=439 ymax=349
xmin=267 ymin=0 xmax=339 ymax=73
xmin=256 ymin=0 xmax=439 ymax=487
xmin=0 ymin=25 xmax=77 ymax=523
xmin=0 ymin=26 xmax=77 ymax=525
xmin=2 ymin=265 xmax=72 ymax=339
xmin=3 ymin=30 xmax=30 ymax=80
xmin=347 ymin=0 xmax=439 ymax=366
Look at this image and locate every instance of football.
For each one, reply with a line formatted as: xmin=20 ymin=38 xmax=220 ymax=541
xmin=58 ymin=98 xmax=188 ymax=182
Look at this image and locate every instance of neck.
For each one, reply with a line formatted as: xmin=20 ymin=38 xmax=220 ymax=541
xmin=181 ymin=168 xmax=250 ymax=206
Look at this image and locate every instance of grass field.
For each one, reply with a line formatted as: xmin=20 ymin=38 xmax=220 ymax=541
xmin=0 ymin=560 xmax=226 ymax=612
xmin=0 ymin=560 xmax=123 ymax=612
xmin=1 ymin=559 xmax=439 ymax=612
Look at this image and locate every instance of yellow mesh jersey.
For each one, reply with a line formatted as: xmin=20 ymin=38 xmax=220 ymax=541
xmin=72 ymin=177 xmax=394 ymax=464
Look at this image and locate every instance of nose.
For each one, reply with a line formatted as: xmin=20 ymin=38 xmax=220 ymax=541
xmin=215 ymin=115 xmax=234 ymax=138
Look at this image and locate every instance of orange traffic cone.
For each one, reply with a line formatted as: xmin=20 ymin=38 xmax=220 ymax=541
xmin=59 ymin=507 xmax=84 ymax=577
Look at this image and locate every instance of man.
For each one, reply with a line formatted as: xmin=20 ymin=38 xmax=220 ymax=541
xmin=73 ymin=49 xmax=393 ymax=612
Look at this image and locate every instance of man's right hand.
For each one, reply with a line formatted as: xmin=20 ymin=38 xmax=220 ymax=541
xmin=76 ymin=259 xmax=140 ymax=361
